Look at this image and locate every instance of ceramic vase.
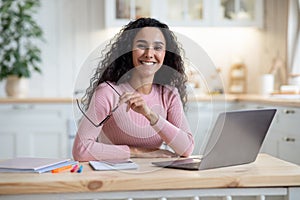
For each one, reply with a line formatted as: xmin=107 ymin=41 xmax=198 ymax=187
xmin=5 ymin=75 xmax=29 ymax=98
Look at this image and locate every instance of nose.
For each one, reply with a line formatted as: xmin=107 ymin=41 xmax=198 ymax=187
xmin=144 ymin=47 xmax=154 ymax=59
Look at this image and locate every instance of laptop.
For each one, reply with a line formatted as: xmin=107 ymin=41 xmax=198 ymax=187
xmin=152 ymin=109 xmax=277 ymax=170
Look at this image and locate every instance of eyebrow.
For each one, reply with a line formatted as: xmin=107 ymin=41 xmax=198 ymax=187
xmin=135 ymin=39 xmax=165 ymax=46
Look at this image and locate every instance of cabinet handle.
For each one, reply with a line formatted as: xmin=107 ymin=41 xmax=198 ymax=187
xmin=282 ymin=137 xmax=296 ymax=142
xmin=283 ymin=109 xmax=295 ymax=114
xmin=12 ymin=104 xmax=34 ymax=110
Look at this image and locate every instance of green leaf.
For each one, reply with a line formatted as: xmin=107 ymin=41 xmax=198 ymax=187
xmin=0 ymin=0 xmax=44 ymax=80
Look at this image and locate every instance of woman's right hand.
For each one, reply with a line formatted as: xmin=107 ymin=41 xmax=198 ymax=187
xmin=119 ymin=92 xmax=159 ymax=125
xmin=130 ymin=147 xmax=178 ymax=158
xmin=119 ymin=92 xmax=150 ymax=116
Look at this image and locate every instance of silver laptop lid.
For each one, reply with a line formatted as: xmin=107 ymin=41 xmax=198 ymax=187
xmin=199 ymin=109 xmax=276 ymax=170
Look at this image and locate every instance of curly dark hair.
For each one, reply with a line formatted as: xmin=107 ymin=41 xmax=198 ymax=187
xmin=82 ymin=17 xmax=188 ymax=110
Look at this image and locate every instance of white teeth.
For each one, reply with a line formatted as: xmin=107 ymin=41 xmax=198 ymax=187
xmin=141 ymin=61 xmax=154 ymax=65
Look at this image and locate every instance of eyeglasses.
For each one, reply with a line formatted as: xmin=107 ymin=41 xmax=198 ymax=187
xmin=76 ymin=81 xmax=121 ymax=127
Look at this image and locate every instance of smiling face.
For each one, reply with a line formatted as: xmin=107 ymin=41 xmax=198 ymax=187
xmin=131 ymin=27 xmax=166 ymax=79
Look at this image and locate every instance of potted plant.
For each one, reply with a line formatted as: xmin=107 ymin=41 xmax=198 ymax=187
xmin=0 ymin=0 xmax=44 ymax=97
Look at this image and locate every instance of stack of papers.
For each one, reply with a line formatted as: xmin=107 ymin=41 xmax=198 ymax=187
xmin=0 ymin=157 xmax=77 ymax=173
xmin=89 ymin=159 xmax=138 ymax=171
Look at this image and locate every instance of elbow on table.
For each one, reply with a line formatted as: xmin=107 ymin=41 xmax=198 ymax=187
xmin=72 ymin=145 xmax=97 ymax=162
xmin=72 ymin=145 xmax=89 ymax=162
xmin=72 ymin=136 xmax=95 ymax=162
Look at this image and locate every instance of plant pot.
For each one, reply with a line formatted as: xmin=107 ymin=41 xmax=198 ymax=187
xmin=5 ymin=75 xmax=29 ymax=98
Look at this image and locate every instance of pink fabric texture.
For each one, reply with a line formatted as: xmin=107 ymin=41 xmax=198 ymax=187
xmin=72 ymin=82 xmax=194 ymax=161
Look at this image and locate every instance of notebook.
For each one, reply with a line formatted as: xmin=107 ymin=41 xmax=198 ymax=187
xmin=152 ymin=109 xmax=277 ymax=170
xmin=89 ymin=159 xmax=138 ymax=171
xmin=0 ymin=157 xmax=75 ymax=173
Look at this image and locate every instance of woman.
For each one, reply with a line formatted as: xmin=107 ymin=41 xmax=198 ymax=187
xmin=73 ymin=18 xmax=194 ymax=161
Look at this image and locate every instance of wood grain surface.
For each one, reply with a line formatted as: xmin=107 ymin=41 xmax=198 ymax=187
xmin=0 ymin=154 xmax=300 ymax=195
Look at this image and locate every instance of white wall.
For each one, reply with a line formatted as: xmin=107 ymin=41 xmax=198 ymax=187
xmin=173 ymin=27 xmax=264 ymax=94
xmin=0 ymin=0 xmax=107 ymax=97
xmin=0 ymin=0 xmax=287 ymax=97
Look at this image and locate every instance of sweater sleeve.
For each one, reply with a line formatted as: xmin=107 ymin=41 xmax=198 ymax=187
xmin=152 ymin=87 xmax=194 ymax=157
xmin=72 ymin=85 xmax=130 ymax=161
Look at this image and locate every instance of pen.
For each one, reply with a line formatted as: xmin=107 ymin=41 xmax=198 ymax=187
xmin=51 ymin=165 xmax=72 ymax=173
xmin=77 ymin=165 xmax=83 ymax=173
xmin=70 ymin=164 xmax=78 ymax=173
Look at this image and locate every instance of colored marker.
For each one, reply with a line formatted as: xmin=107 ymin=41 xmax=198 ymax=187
xmin=77 ymin=165 xmax=83 ymax=173
xmin=70 ymin=164 xmax=78 ymax=173
xmin=51 ymin=165 xmax=72 ymax=173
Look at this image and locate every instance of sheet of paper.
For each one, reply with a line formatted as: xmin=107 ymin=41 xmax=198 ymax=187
xmin=89 ymin=160 xmax=138 ymax=171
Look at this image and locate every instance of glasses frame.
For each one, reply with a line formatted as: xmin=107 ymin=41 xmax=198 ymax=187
xmin=76 ymin=81 xmax=121 ymax=127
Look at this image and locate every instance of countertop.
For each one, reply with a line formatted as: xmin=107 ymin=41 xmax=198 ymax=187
xmin=189 ymin=93 xmax=300 ymax=107
xmin=0 ymin=94 xmax=300 ymax=107
xmin=0 ymin=97 xmax=73 ymax=104
xmin=0 ymin=154 xmax=300 ymax=195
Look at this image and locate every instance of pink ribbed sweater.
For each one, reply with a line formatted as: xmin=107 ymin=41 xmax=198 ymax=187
xmin=72 ymin=82 xmax=194 ymax=161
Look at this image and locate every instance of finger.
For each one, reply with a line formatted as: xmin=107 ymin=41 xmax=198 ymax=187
xmin=126 ymin=95 xmax=144 ymax=110
xmin=119 ymin=92 xmax=134 ymax=104
xmin=129 ymin=98 xmax=143 ymax=108
xmin=127 ymin=99 xmax=142 ymax=112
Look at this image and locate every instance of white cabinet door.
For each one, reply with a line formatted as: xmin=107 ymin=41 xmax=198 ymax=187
xmin=105 ymin=0 xmax=263 ymax=27
xmin=0 ymin=103 xmax=74 ymax=159
xmin=159 ymin=0 xmax=211 ymax=27
xmin=277 ymin=135 xmax=300 ymax=165
xmin=213 ymin=0 xmax=264 ymax=27
xmin=236 ymin=103 xmax=300 ymax=165
xmin=271 ymin=107 xmax=300 ymax=165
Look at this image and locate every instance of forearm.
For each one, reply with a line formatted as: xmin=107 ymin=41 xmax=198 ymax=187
xmin=73 ymin=123 xmax=130 ymax=161
xmin=151 ymin=116 xmax=194 ymax=157
xmin=130 ymin=146 xmax=177 ymax=158
xmin=72 ymin=135 xmax=130 ymax=161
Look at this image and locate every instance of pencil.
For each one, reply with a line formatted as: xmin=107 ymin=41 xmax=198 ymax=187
xmin=51 ymin=165 xmax=72 ymax=173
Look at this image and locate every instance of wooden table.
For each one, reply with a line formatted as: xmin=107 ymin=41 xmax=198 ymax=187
xmin=0 ymin=154 xmax=300 ymax=200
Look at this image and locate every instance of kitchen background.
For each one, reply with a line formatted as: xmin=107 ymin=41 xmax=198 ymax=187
xmin=0 ymin=0 xmax=293 ymax=97
xmin=1 ymin=0 xmax=300 ymax=165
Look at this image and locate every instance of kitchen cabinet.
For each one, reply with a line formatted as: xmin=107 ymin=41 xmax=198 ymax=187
xmin=213 ymin=0 xmax=263 ymax=27
xmin=105 ymin=0 xmax=263 ymax=27
xmin=156 ymin=0 xmax=210 ymax=27
xmin=232 ymin=102 xmax=300 ymax=165
xmin=0 ymin=103 xmax=75 ymax=159
xmin=269 ymin=106 xmax=300 ymax=165
xmin=105 ymin=0 xmax=152 ymax=28
xmin=187 ymin=100 xmax=300 ymax=165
